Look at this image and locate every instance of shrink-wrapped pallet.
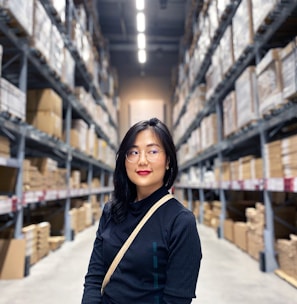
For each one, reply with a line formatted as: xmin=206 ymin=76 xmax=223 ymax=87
xmin=223 ymin=91 xmax=237 ymax=138
xmin=280 ymin=40 xmax=297 ymax=100
xmin=233 ymin=0 xmax=254 ymax=61
xmin=256 ymin=49 xmax=283 ymax=116
xmin=0 ymin=0 xmax=33 ymax=36
xmin=235 ymin=67 xmax=257 ymax=130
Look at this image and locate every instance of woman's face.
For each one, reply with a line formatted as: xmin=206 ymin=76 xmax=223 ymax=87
xmin=125 ymin=129 xmax=168 ymax=200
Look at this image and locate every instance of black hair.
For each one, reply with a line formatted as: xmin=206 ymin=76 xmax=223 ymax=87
xmin=111 ymin=117 xmax=178 ymax=223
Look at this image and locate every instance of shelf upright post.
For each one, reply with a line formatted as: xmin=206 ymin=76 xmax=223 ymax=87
xmin=198 ymin=163 xmax=205 ymax=224
xmin=254 ymin=40 xmax=278 ymax=272
xmin=87 ymin=162 xmax=93 ymax=202
xmin=187 ymin=186 xmax=193 ymax=212
xmin=64 ymin=101 xmax=73 ymax=241
xmin=14 ymin=52 xmax=28 ymax=239
xmin=108 ymin=171 xmax=113 ymax=189
xmin=14 ymin=130 xmax=26 ymax=239
xmin=256 ymin=42 xmax=276 ymax=271
xmin=66 ymin=0 xmax=74 ymax=38
xmin=215 ymin=102 xmax=226 ymax=238
xmin=259 ymin=125 xmax=278 ymax=272
xmin=99 ymin=169 xmax=106 ymax=208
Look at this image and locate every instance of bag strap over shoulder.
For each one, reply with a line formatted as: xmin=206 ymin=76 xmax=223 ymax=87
xmin=101 ymin=193 xmax=174 ymax=295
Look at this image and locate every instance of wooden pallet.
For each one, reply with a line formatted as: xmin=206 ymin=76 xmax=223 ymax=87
xmin=275 ymin=269 xmax=297 ymax=289
xmin=0 ymin=110 xmax=23 ymax=122
xmin=261 ymin=99 xmax=294 ymax=119
xmin=30 ymin=47 xmax=48 ymax=65
xmin=238 ymin=119 xmax=258 ymax=132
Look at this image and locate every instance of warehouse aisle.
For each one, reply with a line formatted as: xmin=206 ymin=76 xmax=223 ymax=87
xmin=0 ymin=222 xmax=297 ymax=304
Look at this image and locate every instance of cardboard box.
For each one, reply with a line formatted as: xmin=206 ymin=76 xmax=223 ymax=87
xmin=234 ymin=222 xmax=248 ymax=252
xmin=276 ymin=234 xmax=297 ymax=279
xmin=0 ymin=135 xmax=10 ymax=157
xmin=224 ymin=219 xmax=234 ymax=242
xmin=27 ymin=88 xmax=62 ymax=117
xmin=26 ymin=111 xmax=62 ymax=138
xmin=0 ymin=239 xmax=26 ymax=279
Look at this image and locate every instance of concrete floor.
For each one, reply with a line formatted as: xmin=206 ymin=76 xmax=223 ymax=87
xmin=0 ymin=223 xmax=296 ymax=304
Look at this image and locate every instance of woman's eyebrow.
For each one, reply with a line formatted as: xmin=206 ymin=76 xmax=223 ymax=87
xmin=146 ymin=143 xmax=161 ymax=148
xmin=129 ymin=143 xmax=161 ymax=148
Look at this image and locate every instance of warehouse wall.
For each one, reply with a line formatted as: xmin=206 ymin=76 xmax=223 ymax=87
xmin=118 ymin=76 xmax=172 ymax=141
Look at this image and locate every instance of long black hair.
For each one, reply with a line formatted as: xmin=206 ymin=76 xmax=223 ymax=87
xmin=111 ymin=117 xmax=178 ymax=223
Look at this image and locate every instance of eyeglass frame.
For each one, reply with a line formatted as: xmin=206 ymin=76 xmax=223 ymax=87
xmin=125 ymin=146 xmax=165 ymax=163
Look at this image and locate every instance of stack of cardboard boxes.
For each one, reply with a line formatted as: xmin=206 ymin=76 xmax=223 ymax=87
xmin=276 ymin=234 xmax=297 ymax=280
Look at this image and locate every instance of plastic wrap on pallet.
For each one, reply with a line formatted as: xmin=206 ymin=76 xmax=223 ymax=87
xmin=0 ymin=77 xmax=25 ymax=121
xmin=235 ymin=66 xmax=257 ymax=129
xmin=206 ymin=45 xmax=222 ymax=101
xmin=256 ymin=48 xmax=283 ymax=116
xmin=50 ymin=24 xmax=64 ymax=78
xmin=233 ymin=0 xmax=254 ymax=61
xmin=200 ymin=113 xmax=217 ymax=151
xmin=31 ymin=0 xmax=52 ymax=62
xmin=223 ymin=91 xmax=237 ymax=138
xmin=62 ymin=47 xmax=75 ymax=90
xmin=0 ymin=0 xmax=33 ymax=36
xmin=220 ymin=25 xmax=234 ymax=76
xmin=280 ymin=39 xmax=297 ymax=100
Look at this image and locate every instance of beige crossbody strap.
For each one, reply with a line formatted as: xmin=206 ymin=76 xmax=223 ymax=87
xmin=101 ymin=193 xmax=174 ymax=295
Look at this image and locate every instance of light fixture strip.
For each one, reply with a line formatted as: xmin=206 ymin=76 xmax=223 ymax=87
xmin=138 ymin=49 xmax=147 ymax=63
xmin=136 ymin=0 xmax=145 ymax=11
xmin=136 ymin=1 xmax=146 ymax=64
xmin=136 ymin=12 xmax=145 ymax=33
xmin=137 ymin=33 xmax=146 ymax=49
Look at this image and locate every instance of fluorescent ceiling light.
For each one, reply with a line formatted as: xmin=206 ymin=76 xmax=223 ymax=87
xmin=136 ymin=0 xmax=145 ymax=10
xmin=136 ymin=12 xmax=145 ymax=32
xmin=137 ymin=33 xmax=146 ymax=49
xmin=138 ymin=49 xmax=147 ymax=64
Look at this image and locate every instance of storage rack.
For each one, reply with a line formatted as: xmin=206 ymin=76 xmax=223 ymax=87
xmin=174 ymin=0 xmax=297 ymax=273
xmin=0 ymin=0 xmax=117 ymax=241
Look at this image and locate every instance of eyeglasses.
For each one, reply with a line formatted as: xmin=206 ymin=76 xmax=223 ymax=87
xmin=126 ymin=147 xmax=164 ymax=163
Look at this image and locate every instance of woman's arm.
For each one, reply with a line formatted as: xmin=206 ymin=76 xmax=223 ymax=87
xmin=163 ymin=210 xmax=202 ymax=304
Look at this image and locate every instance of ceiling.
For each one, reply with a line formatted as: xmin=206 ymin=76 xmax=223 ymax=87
xmin=96 ymin=0 xmax=196 ymax=81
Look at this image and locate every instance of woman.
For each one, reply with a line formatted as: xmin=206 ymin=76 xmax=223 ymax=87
xmin=82 ymin=118 xmax=202 ymax=304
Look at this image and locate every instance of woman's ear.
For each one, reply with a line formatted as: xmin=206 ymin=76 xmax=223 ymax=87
xmin=166 ymin=159 xmax=170 ymax=170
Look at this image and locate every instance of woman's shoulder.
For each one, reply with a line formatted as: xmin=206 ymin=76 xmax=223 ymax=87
xmin=165 ymin=196 xmax=196 ymax=220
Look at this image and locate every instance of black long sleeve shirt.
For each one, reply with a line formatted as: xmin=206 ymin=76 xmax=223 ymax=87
xmin=82 ymin=186 xmax=202 ymax=304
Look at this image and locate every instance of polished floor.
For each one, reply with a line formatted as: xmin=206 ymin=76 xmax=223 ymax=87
xmin=0 ymin=222 xmax=297 ymax=304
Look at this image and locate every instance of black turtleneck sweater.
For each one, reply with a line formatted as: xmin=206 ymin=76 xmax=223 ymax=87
xmin=82 ymin=186 xmax=202 ymax=304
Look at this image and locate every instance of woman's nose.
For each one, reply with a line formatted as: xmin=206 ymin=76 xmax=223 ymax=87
xmin=138 ymin=150 xmax=148 ymax=163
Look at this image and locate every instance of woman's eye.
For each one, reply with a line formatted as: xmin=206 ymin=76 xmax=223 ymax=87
xmin=129 ymin=150 xmax=139 ymax=155
xmin=148 ymin=149 xmax=159 ymax=154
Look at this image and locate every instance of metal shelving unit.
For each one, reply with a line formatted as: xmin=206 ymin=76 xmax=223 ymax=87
xmin=174 ymin=0 xmax=297 ymax=273
xmin=0 ymin=1 xmax=116 ymax=240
